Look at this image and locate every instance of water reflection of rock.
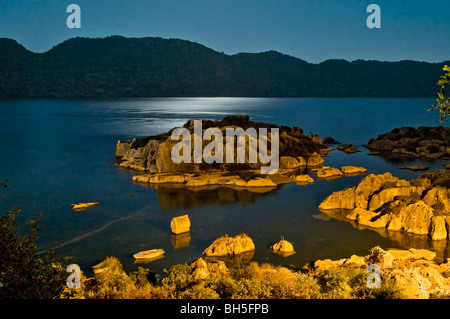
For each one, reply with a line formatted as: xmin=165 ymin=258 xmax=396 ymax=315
xmin=319 ymin=208 xmax=450 ymax=263
xmin=171 ymin=232 xmax=191 ymax=249
xmin=148 ymin=183 xmax=282 ymax=210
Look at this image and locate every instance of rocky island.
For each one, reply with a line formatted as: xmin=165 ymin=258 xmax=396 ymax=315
xmin=116 ymin=115 xmax=332 ymax=189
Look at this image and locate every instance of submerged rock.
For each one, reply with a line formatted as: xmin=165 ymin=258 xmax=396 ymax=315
xmin=340 ymin=166 xmax=367 ymax=175
xmin=316 ymin=167 xmax=344 ymax=179
xmin=294 ymin=174 xmax=314 ymax=183
xmin=399 ymin=165 xmax=429 ymax=171
xmin=337 ymin=144 xmax=360 ymax=153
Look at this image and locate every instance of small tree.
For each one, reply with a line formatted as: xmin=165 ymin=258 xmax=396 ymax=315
xmin=430 ymin=65 xmax=450 ymax=121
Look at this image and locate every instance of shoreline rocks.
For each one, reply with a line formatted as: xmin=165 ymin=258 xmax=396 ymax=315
xmin=319 ymin=171 xmax=450 ymax=240
xmin=313 ymin=246 xmax=450 ymax=299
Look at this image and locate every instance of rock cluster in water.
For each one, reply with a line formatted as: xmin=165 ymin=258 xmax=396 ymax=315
xmin=115 ymin=115 xmax=330 ymax=174
xmin=319 ymin=171 xmax=450 ymax=240
xmin=366 ymin=126 xmax=450 ymax=159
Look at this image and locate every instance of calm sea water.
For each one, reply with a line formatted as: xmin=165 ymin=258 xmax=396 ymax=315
xmin=0 ymin=97 xmax=449 ymax=275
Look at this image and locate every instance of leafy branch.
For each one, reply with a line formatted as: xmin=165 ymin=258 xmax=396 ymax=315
xmin=429 ymin=65 xmax=450 ymax=121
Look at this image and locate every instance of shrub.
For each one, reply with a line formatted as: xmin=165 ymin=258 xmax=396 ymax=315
xmin=178 ymin=282 xmax=220 ymax=299
xmin=315 ymin=268 xmax=353 ymax=299
xmin=84 ymin=257 xmax=135 ymax=299
xmin=161 ymin=263 xmax=194 ymax=297
xmin=0 ymin=207 xmax=67 ymax=299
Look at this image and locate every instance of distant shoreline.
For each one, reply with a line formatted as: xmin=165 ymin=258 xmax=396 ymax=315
xmin=0 ymin=36 xmax=447 ymax=99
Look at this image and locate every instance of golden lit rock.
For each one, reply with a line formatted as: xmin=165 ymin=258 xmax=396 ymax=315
xmin=170 ymin=214 xmax=191 ymax=234
xmin=270 ymin=239 xmax=295 ymax=257
xmin=203 ymin=233 xmax=255 ymax=257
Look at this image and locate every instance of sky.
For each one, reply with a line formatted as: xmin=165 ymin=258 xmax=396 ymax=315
xmin=0 ymin=0 xmax=449 ymax=63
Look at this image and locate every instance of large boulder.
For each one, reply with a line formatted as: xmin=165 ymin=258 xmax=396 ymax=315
xmin=203 ymin=234 xmax=255 ymax=257
xmin=319 ymin=186 xmax=356 ymax=210
xmin=422 ymin=187 xmax=450 ymax=213
xmin=386 ymin=201 xmax=434 ymax=235
xmin=337 ymin=144 xmax=359 ymax=153
xmin=354 ymin=173 xmax=400 ymax=210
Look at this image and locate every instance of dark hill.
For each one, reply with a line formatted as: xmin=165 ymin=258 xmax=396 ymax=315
xmin=0 ymin=36 xmax=447 ymax=98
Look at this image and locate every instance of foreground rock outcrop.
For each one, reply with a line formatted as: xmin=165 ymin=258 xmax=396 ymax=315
xmin=319 ymin=171 xmax=450 ymax=239
xmin=366 ymin=126 xmax=450 ymax=159
xmin=313 ymin=246 xmax=450 ymax=299
xmin=78 ymin=245 xmax=450 ymax=299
